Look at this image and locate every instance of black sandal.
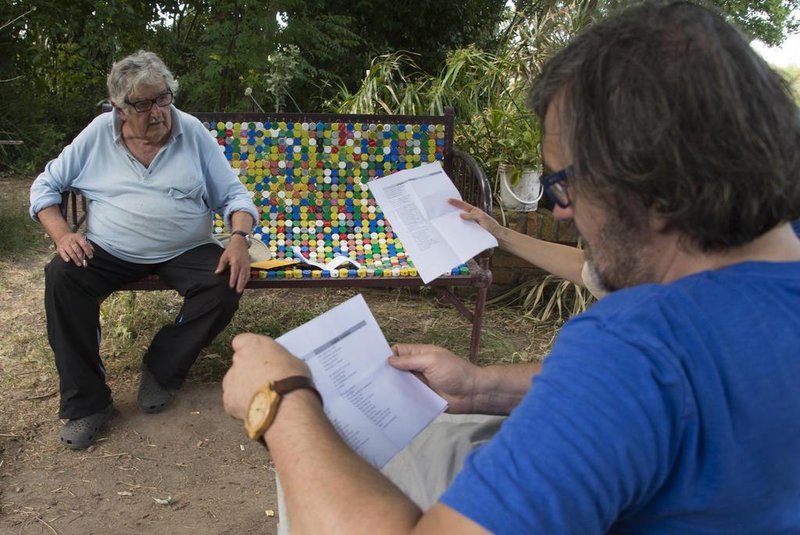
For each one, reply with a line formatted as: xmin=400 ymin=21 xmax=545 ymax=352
xmin=138 ymin=366 xmax=172 ymax=414
xmin=59 ymin=403 xmax=113 ymax=449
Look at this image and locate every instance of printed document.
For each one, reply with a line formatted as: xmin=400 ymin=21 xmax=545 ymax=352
xmin=291 ymin=245 xmax=363 ymax=271
xmin=367 ymin=161 xmax=498 ymax=283
xmin=275 ymin=294 xmax=447 ymax=468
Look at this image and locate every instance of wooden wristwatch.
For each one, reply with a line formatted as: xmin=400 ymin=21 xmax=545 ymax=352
xmin=244 ymin=376 xmax=323 ymax=440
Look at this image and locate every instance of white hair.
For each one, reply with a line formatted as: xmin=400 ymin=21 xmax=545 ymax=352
xmin=107 ymin=50 xmax=179 ymax=109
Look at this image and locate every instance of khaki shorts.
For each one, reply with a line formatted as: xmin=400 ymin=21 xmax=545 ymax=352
xmin=277 ymin=413 xmax=505 ymax=533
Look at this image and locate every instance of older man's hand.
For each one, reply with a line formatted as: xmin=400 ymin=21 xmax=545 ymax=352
xmin=215 ymin=238 xmax=251 ymax=293
xmin=56 ymin=231 xmax=94 ymax=268
xmin=222 ymin=333 xmax=312 ymax=421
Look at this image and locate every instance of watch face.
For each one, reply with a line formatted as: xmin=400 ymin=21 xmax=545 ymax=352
xmin=246 ymin=391 xmax=271 ymax=427
xmin=245 ymin=387 xmax=280 ymax=439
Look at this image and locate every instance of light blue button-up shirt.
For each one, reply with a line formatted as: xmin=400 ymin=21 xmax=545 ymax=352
xmin=30 ymin=107 xmax=258 ymax=263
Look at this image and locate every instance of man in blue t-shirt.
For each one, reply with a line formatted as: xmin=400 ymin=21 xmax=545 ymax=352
xmin=221 ymin=2 xmax=800 ymax=533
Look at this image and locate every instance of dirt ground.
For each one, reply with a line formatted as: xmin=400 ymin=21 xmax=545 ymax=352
xmin=0 ymin=176 xmax=556 ymax=534
xmin=2 ymin=383 xmax=279 ymax=534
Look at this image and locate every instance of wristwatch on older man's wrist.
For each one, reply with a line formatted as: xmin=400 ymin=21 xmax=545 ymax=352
xmin=245 ymin=376 xmax=323 ymax=440
xmin=230 ymin=230 xmax=252 ymax=248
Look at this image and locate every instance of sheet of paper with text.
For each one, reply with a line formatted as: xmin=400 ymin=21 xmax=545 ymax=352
xmin=367 ymin=161 xmax=498 ymax=283
xmin=275 ymin=294 xmax=447 ymax=468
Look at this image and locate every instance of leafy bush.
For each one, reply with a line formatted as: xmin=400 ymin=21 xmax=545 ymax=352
xmin=330 ymin=3 xmax=597 ymax=193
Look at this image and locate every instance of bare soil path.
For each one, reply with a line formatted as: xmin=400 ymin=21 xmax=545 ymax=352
xmin=2 ymin=383 xmax=278 ymax=534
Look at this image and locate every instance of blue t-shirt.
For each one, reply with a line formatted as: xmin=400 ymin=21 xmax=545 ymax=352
xmin=441 ymin=261 xmax=800 ymax=534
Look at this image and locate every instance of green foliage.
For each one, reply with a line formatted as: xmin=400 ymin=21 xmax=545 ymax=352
xmin=713 ymin=0 xmax=799 ymax=46
xmin=1 ymin=0 xmax=799 ymax=173
xmin=332 ymin=2 xmax=598 ymax=190
xmin=151 ymin=1 xmax=284 ymax=112
xmin=269 ymin=1 xmax=362 ymax=111
xmin=0 ymin=0 xmax=155 ymax=171
xmin=0 ymin=122 xmax=66 ymax=174
xmin=326 ymin=0 xmax=508 ymax=74
xmin=258 ymin=44 xmax=304 ymax=112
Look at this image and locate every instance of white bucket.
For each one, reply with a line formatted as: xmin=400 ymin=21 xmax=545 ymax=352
xmin=498 ymin=164 xmax=543 ymax=212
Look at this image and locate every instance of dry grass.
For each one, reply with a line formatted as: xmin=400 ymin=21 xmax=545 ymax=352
xmin=86 ymin=285 xmax=558 ymax=386
xmin=489 ymin=274 xmax=596 ymax=324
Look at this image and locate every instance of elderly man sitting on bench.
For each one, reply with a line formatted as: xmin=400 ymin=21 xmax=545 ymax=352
xmin=30 ymin=50 xmax=257 ymax=450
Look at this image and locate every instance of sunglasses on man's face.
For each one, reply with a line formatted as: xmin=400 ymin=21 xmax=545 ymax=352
xmin=541 ymin=166 xmax=573 ymax=208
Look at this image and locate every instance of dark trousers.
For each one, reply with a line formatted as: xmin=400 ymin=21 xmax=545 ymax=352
xmin=45 ymin=242 xmax=241 ymax=420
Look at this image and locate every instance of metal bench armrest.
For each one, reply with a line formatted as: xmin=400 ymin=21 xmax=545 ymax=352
xmin=60 ymin=191 xmax=86 ymax=232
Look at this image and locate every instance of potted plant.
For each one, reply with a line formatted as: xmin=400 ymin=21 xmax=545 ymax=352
xmin=484 ymin=105 xmax=543 ymax=212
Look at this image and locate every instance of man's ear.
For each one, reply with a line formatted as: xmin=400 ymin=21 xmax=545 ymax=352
xmin=648 ymin=211 xmax=671 ymax=234
xmin=111 ymin=101 xmax=126 ymax=117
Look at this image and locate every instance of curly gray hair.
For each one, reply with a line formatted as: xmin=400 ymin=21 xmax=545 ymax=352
xmin=107 ymin=50 xmax=179 ymax=109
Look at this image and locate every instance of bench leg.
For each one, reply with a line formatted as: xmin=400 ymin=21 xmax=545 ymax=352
xmin=468 ymin=287 xmax=487 ymax=363
xmin=432 ymin=287 xmax=485 ymax=362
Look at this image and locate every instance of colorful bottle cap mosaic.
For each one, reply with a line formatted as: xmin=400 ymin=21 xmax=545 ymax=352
xmin=207 ymin=119 xmax=469 ymax=279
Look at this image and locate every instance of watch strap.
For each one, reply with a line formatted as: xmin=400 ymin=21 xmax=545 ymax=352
xmin=230 ymin=229 xmax=251 ymax=247
xmin=245 ymin=376 xmax=324 ymax=442
xmin=272 ymin=375 xmax=323 ymax=408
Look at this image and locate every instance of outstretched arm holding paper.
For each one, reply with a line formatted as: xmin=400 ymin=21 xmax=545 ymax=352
xmin=367 ymin=162 xmax=498 ymax=283
xmin=449 ymin=198 xmax=607 ymax=298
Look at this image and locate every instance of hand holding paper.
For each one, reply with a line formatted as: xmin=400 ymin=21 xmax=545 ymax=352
xmin=275 ymin=294 xmax=447 ymax=468
xmin=367 ymin=162 xmax=498 ymax=283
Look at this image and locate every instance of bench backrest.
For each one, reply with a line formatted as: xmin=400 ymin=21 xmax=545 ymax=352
xmin=193 ymin=109 xmax=468 ymax=279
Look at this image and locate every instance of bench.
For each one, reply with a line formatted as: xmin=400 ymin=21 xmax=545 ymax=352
xmin=62 ymin=108 xmax=493 ymax=360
